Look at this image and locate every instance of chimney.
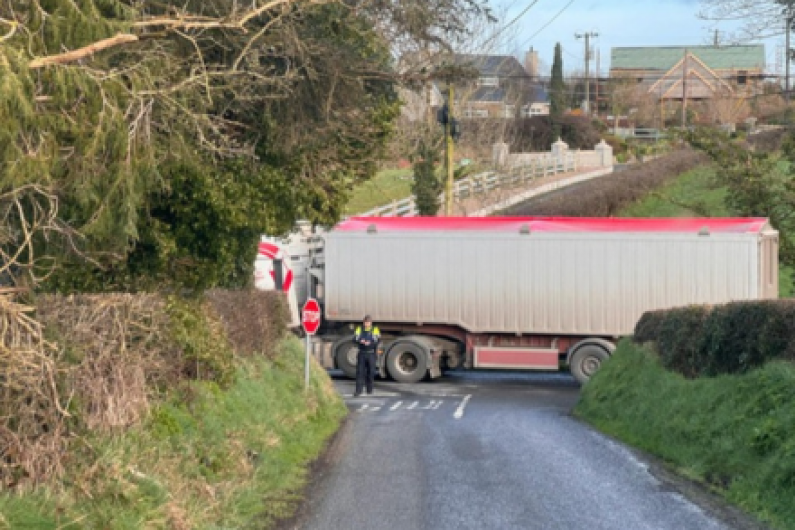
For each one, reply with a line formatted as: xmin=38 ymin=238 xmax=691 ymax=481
xmin=524 ymin=48 xmax=539 ymax=78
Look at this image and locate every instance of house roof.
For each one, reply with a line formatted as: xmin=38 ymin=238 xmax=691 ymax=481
xmin=469 ymin=86 xmax=506 ymax=102
xmin=529 ymin=84 xmax=548 ymax=102
xmin=610 ymin=45 xmax=765 ymax=71
xmin=452 ymin=54 xmax=527 ymax=77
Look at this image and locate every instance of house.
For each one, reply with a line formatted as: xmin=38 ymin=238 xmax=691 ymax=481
xmin=398 ymin=52 xmax=549 ymax=122
xmin=609 ymin=45 xmax=766 ymax=101
xmin=452 ymin=54 xmax=538 ymax=119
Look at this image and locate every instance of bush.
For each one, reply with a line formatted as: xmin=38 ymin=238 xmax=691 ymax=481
xmin=632 ymin=310 xmax=667 ymax=344
xmin=633 ymin=300 xmax=795 ymax=378
xmin=655 ymin=305 xmax=711 ymax=378
xmin=205 ymin=289 xmax=289 ymax=358
xmin=699 ymin=301 xmax=795 ymax=376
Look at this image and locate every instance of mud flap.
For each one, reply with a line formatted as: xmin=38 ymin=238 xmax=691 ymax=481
xmin=429 ymin=349 xmax=442 ymax=379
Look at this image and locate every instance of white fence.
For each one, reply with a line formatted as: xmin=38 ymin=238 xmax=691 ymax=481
xmin=358 ymin=153 xmax=579 ymax=217
xmin=469 ymin=167 xmax=614 ymax=216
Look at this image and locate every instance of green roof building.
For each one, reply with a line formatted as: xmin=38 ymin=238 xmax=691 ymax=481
xmin=609 ymin=45 xmax=767 ymax=102
xmin=611 ymin=45 xmax=765 ymax=73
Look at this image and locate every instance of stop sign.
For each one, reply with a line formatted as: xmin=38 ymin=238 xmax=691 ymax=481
xmin=302 ymin=298 xmax=321 ymax=335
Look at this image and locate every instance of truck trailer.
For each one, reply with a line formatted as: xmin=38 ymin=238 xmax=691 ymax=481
xmin=254 ymin=216 xmax=779 ymax=384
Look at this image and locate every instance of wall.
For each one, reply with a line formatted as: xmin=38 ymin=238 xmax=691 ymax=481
xmin=493 ymin=139 xmax=614 ymax=170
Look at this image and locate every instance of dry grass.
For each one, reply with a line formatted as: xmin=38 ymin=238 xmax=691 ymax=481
xmin=205 ymin=289 xmax=289 ymax=359
xmin=37 ymin=294 xmax=178 ymax=434
xmin=0 ymin=291 xmax=67 ymax=488
xmin=0 ymin=289 xmax=292 ymax=488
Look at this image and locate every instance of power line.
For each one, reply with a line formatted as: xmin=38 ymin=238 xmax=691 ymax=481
xmin=478 ymin=0 xmax=540 ymax=51
xmin=517 ymin=0 xmax=577 ymax=50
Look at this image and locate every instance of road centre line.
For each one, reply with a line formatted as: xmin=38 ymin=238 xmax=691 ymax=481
xmin=454 ymin=394 xmax=472 ymax=419
xmin=390 ymin=401 xmax=403 ymax=411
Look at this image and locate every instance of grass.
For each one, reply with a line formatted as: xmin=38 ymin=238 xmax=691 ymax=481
xmin=0 ymin=337 xmax=347 ymax=530
xmin=619 ymin=165 xmax=731 ymax=217
xmin=344 ymin=168 xmax=414 ymax=215
xmin=576 ymin=340 xmax=795 ymax=530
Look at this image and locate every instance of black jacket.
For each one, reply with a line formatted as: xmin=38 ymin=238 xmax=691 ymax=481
xmin=353 ymin=325 xmax=380 ymax=353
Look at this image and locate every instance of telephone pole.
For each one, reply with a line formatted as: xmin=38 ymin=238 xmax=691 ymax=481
xmin=575 ymin=31 xmax=599 ymax=114
xmin=444 ymin=85 xmax=455 ymax=216
xmin=682 ymin=48 xmax=688 ymax=128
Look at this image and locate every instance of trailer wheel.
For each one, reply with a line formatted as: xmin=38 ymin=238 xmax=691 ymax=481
xmin=569 ymin=344 xmax=610 ymax=384
xmin=386 ymin=340 xmax=427 ymax=383
xmin=332 ymin=336 xmax=358 ymax=379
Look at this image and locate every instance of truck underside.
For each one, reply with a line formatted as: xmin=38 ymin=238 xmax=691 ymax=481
xmin=313 ymin=321 xmax=615 ymax=385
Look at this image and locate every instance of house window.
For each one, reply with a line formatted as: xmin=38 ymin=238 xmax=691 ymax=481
xmin=479 ymin=77 xmax=499 ymax=87
xmin=464 ymin=108 xmax=489 ymax=118
xmin=737 ymin=70 xmax=748 ymax=85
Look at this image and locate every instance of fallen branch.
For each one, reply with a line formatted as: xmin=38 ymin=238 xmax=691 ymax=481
xmin=28 ymin=34 xmax=139 ymax=69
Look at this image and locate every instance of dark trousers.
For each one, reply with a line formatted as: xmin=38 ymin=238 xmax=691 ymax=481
xmin=355 ymin=350 xmax=376 ymax=395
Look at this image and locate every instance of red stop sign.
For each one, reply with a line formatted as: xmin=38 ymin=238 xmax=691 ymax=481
xmin=302 ymin=298 xmax=321 ymax=335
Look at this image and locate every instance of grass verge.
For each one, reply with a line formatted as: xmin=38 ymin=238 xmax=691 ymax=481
xmin=619 ymin=165 xmax=731 ymax=217
xmin=344 ymin=169 xmax=413 ymax=215
xmin=0 ymin=337 xmax=346 ymax=529
xmin=576 ymin=340 xmax=795 ymax=530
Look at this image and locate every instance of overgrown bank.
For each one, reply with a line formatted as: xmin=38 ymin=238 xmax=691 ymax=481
xmin=0 ymin=291 xmax=346 ymax=529
xmin=576 ymin=341 xmax=795 ymax=530
xmin=575 ymin=130 xmax=795 ymax=529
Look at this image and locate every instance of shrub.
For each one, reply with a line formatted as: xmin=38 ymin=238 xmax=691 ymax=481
xmin=634 ymin=300 xmax=795 ymax=378
xmin=655 ymin=305 xmax=711 ymax=378
xmin=632 ymin=310 xmax=667 ymax=344
xmin=699 ymin=300 xmax=795 ymax=376
xmin=205 ymin=289 xmax=290 ymax=358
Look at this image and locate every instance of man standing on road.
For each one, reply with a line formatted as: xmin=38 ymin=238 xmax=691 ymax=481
xmin=353 ymin=315 xmax=380 ymax=397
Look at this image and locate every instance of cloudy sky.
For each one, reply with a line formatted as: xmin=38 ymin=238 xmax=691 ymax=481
xmin=491 ymin=0 xmax=783 ymax=76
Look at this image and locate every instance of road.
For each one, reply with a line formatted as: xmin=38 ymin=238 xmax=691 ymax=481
xmin=285 ymin=371 xmax=768 ymax=530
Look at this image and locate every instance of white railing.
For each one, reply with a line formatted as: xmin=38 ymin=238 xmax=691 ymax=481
xmin=358 ymin=153 xmax=579 ymax=217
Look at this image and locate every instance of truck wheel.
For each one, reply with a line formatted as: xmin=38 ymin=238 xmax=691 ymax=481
xmin=333 ymin=336 xmax=358 ymax=379
xmin=386 ymin=341 xmax=427 ymax=383
xmin=569 ymin=344 xmax=610 ymax=384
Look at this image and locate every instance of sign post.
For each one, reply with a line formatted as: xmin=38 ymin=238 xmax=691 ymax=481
xmin=301 ymin=298 xmax=321 ymax=390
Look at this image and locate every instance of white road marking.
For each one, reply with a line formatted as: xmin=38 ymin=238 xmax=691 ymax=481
xmin=407 ymin=401 xmax=419 ymax=410
xmin=422 ymin=400 xmax=443 ymax=410
xmin=390 ymin=401 xmax=403 ymax=411
xmin=454 ymin=394 xmax=472 ymax=419
xmin=358 ymin=404 xmax=370 ymax=412
xmin=369 ymin=406 xmax=382 ymax=412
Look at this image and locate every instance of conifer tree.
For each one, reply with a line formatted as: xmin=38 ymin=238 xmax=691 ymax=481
xmin=550 ymin=42 xmax=566 ymax=140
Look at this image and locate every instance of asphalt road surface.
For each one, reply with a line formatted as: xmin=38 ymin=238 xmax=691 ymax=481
xmin=286 ymin=371 xmax=768 ymax=530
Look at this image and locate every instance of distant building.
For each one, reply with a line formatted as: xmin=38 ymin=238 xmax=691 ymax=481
xmin=609 ymin=45 xmax=766 ymax=101
xmin=398 ymin=52 xmax=549 ymax=122
xmin=451 ymin=54 xmax=549 ymax=120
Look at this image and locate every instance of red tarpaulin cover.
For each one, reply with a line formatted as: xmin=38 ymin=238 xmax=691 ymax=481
xmin=336 ymin=216 xmax=770 ymax=234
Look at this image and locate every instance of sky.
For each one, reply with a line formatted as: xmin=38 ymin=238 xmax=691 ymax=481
xmin=490 ymin=0 xmax=784 ymax=77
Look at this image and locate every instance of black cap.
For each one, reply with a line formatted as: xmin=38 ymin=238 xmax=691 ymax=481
xmin=363 ymin=314 xmax=372 ymax=322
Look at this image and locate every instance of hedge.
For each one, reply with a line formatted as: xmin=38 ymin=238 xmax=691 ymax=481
xmin=632 ymin=300 xmax=795 ymax=377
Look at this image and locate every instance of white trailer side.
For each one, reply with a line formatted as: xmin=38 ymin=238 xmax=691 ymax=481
xmin=323 ymin=217 xmax=778 ymax=337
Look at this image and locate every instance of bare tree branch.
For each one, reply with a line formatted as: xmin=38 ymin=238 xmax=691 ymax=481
xmin=28 ymin=34 xmax=140 ymax=69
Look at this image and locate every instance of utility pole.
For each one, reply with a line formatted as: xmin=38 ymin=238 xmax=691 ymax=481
xmin=444 ymin=85 xmax=455 ymax=216
xmin=595 ymin=48 xmax=600 ymax=116
xmin=787 ymin=13 xmax=793 ymax=102
xmin=682 ymin=48 xmax=688 ymax=128
xmin=575 ymin=31 xmax=599 ymax=114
